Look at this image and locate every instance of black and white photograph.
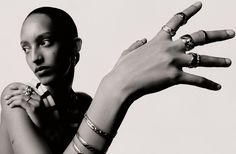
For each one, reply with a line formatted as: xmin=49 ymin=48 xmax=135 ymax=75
xmin=0 ymin=0 xmax=235 ymax=154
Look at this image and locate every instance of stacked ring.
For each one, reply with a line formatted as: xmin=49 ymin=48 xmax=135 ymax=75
xmin=180 ymin=34 xmax=195 ymax=51
xmin=176 ymin=12 xmax=187 ymax=25
xmin=187 ymin=52 xmax=201 ymax=68
xmin=162 ymin=25 xmax=176 ymax=36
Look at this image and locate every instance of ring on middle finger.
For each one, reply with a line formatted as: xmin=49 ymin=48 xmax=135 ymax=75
xmin=162 ymin=25 xmax=176 ymax=36
xmin=23 ymin=86 xmax=34 ymax=97
xmin=180 ymin=34 xmax=195 ymax=51
xmin=187 ymin=52 xmax=201 ymax=68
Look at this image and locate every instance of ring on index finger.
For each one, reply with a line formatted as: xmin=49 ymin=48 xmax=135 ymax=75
xmin=162 ymin=25 xmax=176 ymax=36
xmin=180 ymin=34 xmax=195 ymax=51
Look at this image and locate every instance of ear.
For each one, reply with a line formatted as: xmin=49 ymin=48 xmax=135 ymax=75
xmin=73 ymin=37 xmax=82 ymax=66
xmin=74 ymin=37 xmax=82 ymax=52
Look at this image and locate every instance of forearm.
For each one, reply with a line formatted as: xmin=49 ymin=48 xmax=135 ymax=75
xmin=65 ymin=74 xmax=133 ymax=154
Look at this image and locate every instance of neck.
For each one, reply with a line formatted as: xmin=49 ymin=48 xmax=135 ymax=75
xmin=45 ymin=66 xmax=75 ymax=104
xmin=45 ymin=81 xmax=73 ymax=104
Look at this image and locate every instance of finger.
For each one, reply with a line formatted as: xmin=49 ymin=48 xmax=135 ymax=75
xmin=191 ymin=30 xmax=235 ymax=46
xmin=178 ymin=72 xmax=221 ymax=90
xmin=9 ymin=99 xmax=30 ymax=109
xmin=5 ymin=94 xmax=34 ymax=106
xmin=159 ymin=2 xmax=202 ymax=38
xmin=128 ymin=38 xmax=147 ymax=50
xmin=196 ymin=55 xmax=231 ymax=67
xmin=177 ymin=54 xmax=232 ymax=67
xmin=174 ymin=29 xmax=235 ymax=52
xmin=121 ymin=38 xmax=147 ymax=56
xmin=5 ymin=95 xmax=26 ymax=105
xmin=3 ymin=90 xmax=23 ymax=100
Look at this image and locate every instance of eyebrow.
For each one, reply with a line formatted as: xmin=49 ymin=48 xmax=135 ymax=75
xmin=20 ymin=32 xmax=53 ymax=46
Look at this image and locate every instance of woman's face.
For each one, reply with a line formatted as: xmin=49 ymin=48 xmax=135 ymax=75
xmin=20 ymin=13 xmax=72 ymax=85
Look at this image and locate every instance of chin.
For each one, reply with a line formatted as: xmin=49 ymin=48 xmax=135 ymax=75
xmin=37 ymin=75 xmax=57 ymax=86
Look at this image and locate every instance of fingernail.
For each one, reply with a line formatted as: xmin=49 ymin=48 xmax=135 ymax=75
xmin=217 ymin=84 xmax=221 ymax=90
xmin=225 ymin=58 xmax=232 ymax=66
xmin=226 ymin=30 xmax=235 ymax=38
xmin=193 ymin=1 xmax=202 ymax=7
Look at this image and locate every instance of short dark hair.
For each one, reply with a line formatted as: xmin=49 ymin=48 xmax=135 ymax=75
xmin=26 ymin=7 xmax=78 ymax=42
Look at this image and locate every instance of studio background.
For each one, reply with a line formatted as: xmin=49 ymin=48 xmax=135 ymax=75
xmin=0 ymin=0 xmax=235 ymax=153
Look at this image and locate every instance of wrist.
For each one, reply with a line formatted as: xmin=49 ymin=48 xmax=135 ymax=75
xmin=85 ymin=72 xmax=134 ymax=135
xmin=100 ymin=73 xmax=130 ymax=104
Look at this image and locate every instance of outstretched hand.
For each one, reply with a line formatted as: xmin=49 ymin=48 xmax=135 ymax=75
xmin=109 ymin=2 xmax=234 ymax=101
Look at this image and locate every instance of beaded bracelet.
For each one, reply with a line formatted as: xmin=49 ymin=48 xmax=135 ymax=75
xmin=72 ymin=138 xmax=83 ymax=154
xmin=84 ymin=113 xmax=116 ymax=140
xmin=75 ymin=132 xmax=105 ymax=154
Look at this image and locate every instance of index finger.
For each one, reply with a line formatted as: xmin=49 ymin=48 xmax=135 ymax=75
xmin=159 ymin=2 xmax=202 ymax=39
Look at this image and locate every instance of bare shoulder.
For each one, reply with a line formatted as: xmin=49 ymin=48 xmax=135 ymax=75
xmin=1 ymin=82 xmax=24 ymax=98
xmin=1 ymin=82 xmax=25 ymax=114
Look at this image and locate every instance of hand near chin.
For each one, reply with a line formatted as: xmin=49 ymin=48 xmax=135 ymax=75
xmin=3 ymin=82 xmax=47 ymax=128
xmin=108 ymin=2 xmax=234 ymax=101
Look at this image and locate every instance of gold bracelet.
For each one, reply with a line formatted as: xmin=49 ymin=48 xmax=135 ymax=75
xmin=84 ymin=113 xmax=116 ymax=140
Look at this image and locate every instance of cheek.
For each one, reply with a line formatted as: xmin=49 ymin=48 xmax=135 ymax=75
xmin=51 ymin=49 xmax=72 ymax=73
xmin=25 ymin=55 xmax=34 ymax=71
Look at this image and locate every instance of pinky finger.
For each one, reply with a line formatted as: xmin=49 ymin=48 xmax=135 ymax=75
xmin=178 ymin=72 xmax=221 ymax=90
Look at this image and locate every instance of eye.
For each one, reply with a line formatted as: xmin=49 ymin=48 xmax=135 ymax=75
xmin=40 ymin=39 xmax=52 ymax=47
xmin=22 ymin=46 xmax=31 ymax=54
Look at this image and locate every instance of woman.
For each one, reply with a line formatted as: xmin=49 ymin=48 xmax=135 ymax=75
xmin=0 ymin=6 xmax=148 ymax=154
xmin=0 ymin=2 xmax=234 ymax=154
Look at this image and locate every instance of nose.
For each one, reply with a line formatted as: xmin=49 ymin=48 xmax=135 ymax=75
xmin=31 ymin=46 xmax=43 ymax=65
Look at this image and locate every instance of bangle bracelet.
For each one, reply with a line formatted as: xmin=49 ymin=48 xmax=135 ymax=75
xmin=84 ymin=113 xmax=116 ymax=140
xmin=72 ymin=138 xmax=83 ymax=154
xmin=76 ymin=132 xmax=105 ymax=154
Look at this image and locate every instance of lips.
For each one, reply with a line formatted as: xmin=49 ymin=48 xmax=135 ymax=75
xmin=34 ymin=66 xmax=51 ymax=76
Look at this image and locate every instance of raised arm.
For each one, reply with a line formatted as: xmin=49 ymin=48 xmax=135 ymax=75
xmin=64 ymin=2 xmax=234 ymax=154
